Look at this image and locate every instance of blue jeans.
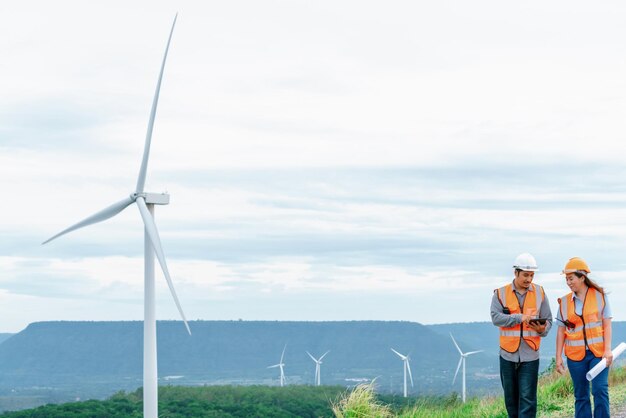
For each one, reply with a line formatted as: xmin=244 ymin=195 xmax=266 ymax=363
xmin=567 ymin=350 xmax=610 ymax=418
xmin=500 ymin=357 xmax=539 ymax=418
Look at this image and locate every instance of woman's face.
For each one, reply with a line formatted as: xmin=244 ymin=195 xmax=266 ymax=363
xmin=565 ymin=273 xmax=586 ymax=293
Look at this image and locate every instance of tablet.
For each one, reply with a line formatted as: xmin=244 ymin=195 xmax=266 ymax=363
xmin=529 ymin=318 xmax=548 ymax=325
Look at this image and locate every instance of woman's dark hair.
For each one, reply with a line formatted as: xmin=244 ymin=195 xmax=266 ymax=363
xmin=574 ymin=272 xmax=604 ymax=294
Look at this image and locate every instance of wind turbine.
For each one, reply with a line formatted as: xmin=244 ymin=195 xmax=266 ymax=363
xmin=268 ymin=345 xmax=287 ymax=386
xmin=42 ymin=15 xmax=189 ymax=418
xmin=306 ymin=350 xmax=330 ymax=386
xmin=390 ymin=348 xmax=413 ymax=397
xmin=450 ymin=333 xmax=484 ymax=403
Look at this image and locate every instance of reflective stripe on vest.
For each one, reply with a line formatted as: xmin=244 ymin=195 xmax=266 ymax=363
xmin=565 ymin=336 xmax=604 ymax=347
xmin=560 ymin=287 xmax=605 ymax=361
xmin=497 ymin=283 xmax=543 ymax=353
xmin=501 ymin=330 xmax=541 ymax=337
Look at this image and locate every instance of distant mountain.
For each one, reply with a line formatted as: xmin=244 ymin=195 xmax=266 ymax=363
xmin=7 ymin=319 xmax=626 ymax=412
xmin=0 ymin=321 xmax=496 ymax=404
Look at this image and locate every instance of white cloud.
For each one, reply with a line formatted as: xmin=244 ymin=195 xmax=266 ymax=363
xmin=3 ymin=1 xmax=626 ymax=331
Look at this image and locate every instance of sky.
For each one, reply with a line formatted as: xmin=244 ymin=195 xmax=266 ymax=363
xmin=2 ymin=1 xmax=626 ymax=333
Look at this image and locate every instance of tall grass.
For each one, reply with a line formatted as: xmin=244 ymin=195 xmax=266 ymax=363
xmin=332 ymin=363 xmax=626 ymax=418
xmin=332 ymin=383 xmax=393 ymax=418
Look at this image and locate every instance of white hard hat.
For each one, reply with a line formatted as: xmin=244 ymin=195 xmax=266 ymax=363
xmin=513 ymin=253 xmax=538 ymax=271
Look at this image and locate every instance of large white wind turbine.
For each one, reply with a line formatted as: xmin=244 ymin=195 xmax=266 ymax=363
xmin=450 ymin=333 xmax=484 ymax=403
xmin=390 ymin=348 xmax=413 ymax=397
xmin=268 ymin=345 xmax=287 ymax=387
xmin=306 ymin=350 xmax=330 ymax=386
xmin=42 ymin=15 xmax=188 ymax=418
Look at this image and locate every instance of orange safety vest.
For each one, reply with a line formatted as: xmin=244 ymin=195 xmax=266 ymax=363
xmin=495 ymin=283 xmax=544 ymax=352
xmin=558 ymin=287 xmax=605 ymax=361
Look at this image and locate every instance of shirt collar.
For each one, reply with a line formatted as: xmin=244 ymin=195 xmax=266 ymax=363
xmin=570 ymin=290 xmax=586 ymax=302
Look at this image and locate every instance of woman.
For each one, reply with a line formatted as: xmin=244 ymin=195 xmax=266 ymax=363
xmin=556 ymin=257 xmax=613 ymax=418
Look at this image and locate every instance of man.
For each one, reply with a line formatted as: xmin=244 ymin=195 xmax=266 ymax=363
xmin=491 ymin=252 xmax=552 ymax=418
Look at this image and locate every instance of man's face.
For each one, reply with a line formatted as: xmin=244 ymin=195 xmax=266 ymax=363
xmin=514 ymin=270 xmax=534 ymax=290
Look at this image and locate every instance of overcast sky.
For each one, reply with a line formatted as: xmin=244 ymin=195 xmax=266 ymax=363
xmin=2 ymin=1 xmax=626 ymax=333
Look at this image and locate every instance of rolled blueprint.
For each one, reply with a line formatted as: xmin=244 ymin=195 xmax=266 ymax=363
xmin=586 ymin=342 xmax=626 ymax=381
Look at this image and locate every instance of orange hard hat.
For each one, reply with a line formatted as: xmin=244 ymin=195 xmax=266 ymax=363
xmin=562 ymin=257 xmax=590 ymax=275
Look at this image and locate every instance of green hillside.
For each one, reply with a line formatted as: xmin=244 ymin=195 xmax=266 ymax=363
xmin=0 ymin=385 xmax=345 ymax=418
xmin=3 ymin=365 xmax=626 ymax=417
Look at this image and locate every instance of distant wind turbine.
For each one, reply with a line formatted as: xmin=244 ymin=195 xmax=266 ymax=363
xmin=306 ymin=350 xmax=330 ymax=386
xmin=42 ymin=15 xmax=188 ymax=418
xmin=268 ymin=345 xmax=287 ymax=386
xmin=450 ymin=333 xmax=484 ymax=403
xmin=391 ymin=348 xmax=413 ymax=397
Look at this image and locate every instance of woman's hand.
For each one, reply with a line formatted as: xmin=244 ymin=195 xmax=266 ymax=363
xmin=556 ymin=357 xmax=566 ymax=375
xmin=603 ymin=348 xmax=613 ymax=367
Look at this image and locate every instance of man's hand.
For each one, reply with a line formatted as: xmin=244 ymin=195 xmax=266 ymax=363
xmin=556 ymin=357 xmax=566 ymax=375
xmin=527 ymin=321 xmax=546 ymax=334
xmin=603 ymin=348 xmax=613 ymax=367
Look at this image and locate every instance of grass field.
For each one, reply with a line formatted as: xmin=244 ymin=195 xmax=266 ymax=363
xmin=333 ymin=362 xmax=626 ymax=418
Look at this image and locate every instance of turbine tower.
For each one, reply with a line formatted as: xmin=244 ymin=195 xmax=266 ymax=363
xmin=42 ymin=15 xmax=188 ymax=418
xmin=390 ymin=348 xmax=413 ymax=397
xmin=450 ymin=333 xmax=484 ymax=403
xmin=268 ymin=345 xmax=287 ymax=386
xmin=306 ymin=350 xmax=330 ymax=386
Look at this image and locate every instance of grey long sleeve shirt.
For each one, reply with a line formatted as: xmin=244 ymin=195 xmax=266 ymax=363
xmin=490 ymin=280 xmax=553 ymax=362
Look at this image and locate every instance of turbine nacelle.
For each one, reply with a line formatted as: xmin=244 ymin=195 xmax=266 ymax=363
xmin=267 ymin=363 xmax=285 ymax=368
xmin=391 ymin=348 xmax=410 ymax=362
xmin=132 ymin=192 xmax=170 ymax=205
xmin=307 ymin=350 xmax=330 ymax=365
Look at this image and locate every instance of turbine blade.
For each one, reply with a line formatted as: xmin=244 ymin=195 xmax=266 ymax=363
xmin=280 ymin=344 xmax=287 ymax=363
xmin=136 ymin=197 xmax=191 ymax=335
xmin=407 ymin=360 xmax=414 ymax=387
xmin=453 ymin=357 xmax=462 ymax=384
xmin=450 ymin=333 xmax=463 ymax=355
xmin=465 ymin=350 xmax=484 ymax=356
xmin=319 ymin=350 xmax=330 ymax=361
xmin=42 ymin=196 xmax=134 ymax=244
xmin=390 ymin=348 xmax=406 ymax=359
xmin=136 ymin=14 xmax=178 ymax=194
xmin=267 ymin=364 xmax=280 ymax=369
xmin=306 ymin=351 xmax=317 ymax=362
